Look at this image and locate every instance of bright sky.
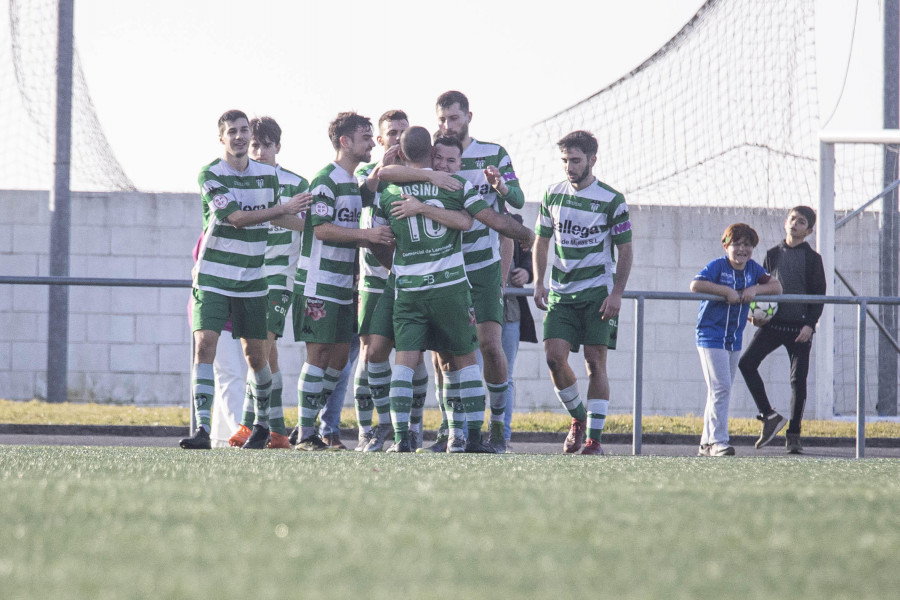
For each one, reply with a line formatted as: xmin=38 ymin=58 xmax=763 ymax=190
xmin=70 ymin=0 xmax=882 ymax=193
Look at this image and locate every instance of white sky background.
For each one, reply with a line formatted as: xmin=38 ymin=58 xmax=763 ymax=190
xmin=70 ymin=0 xmax=883 ymax=193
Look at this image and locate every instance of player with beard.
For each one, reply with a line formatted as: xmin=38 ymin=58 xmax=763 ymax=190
xmin=533 ymin=130 xmax=634 ymax=456
xmin=292 ymin=112 xmax=394 ymax=451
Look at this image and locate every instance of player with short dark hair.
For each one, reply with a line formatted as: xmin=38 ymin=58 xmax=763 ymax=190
xmin=534 ymin=130 xmax=634 ymax=456
xmin=180 ymin=110 xmax=308 ymax=450
xmin=292 ymin=111 xmax=394 ymax=451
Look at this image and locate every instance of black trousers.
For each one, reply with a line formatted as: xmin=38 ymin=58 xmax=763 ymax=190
xmin=738 ymin=325 xmax=812 ymax=434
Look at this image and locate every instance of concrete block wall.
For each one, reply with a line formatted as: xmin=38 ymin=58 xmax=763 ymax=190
xmin=0 ymin=190 xmax=883 ymax=419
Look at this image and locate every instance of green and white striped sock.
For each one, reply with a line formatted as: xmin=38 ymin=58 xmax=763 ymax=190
xmin=239 ymin=381 xmax=255 ymax=428
xmin=443 ymin=369 xmax=465 ymax=441
xmin=411 ymin=361 xmax=428 ymax=430
xmin=459 ymin=364 xmax=486 ymax=444
xmin=435 ymin=375 xmax=448 ymax=431
xmin=298 ymin=363 xmax=324 ymax=440
xmin=354 ymin=360 xmax=373 ymax=433
xmin=269 ymin=370 xmax=286 ymax=435
xmin=368 ymin=360 xmax=392 ymax=427
xmin=555 ymin=383 xmax=586 ymax=422
xmin=323 ymin=367 xmax=342 ymax=409
xmin=250 ymin=364 xmax=272 ymax=429
xmin=389 ymin=365 xmax=414 ymax=442
xmin=587 ymin=399 xmax=609 ymax=442
xmin=192 ymin=362 xmax=215 ymax=433
xmin=486 ymin=380 xmax=508 ymax=424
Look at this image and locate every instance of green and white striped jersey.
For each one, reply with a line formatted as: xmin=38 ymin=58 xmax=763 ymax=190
xmin=535 ymin=178 xmax=632 ymax=304
xmin=195 ymin=158 xmax=279 ymax=297
xmin=457 ymin=139 xmax=524 ymax=272
xmin=296 ymin=162 xmax=361 ymax=305
xmin=355 ymin=162 xmax=390 ymax=294
xmin=265 ymin=165 xmax=309 ymax=291
xmin=376 ymin=175 xmax=488 ymax=298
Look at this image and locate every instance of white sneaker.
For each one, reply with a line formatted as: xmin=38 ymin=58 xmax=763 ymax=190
xmin=709 ymin=443 xmax=735 ymax=456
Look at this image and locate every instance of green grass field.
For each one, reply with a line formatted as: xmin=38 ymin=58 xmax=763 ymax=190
xmin=4 ymin=399 xmax=900 ymax=437
xmin=2 ymin=446 xmax=899 ymax=599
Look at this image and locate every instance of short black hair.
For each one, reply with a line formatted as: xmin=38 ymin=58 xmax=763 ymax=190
xmin=436 ymin=90 xmax=469 ymax=113
xmin=218 ymin=109 xmax=248 ymax=134
xmin=790 ymin=205 xmax=817 ymax=229
xmin=379 ymin=109 xmax=409 ymax=128
xmin=557 ymin=130 xmax=598 ymax=157
xmin=432 ymin=134 xmax=463 ymax=155
xmin=400 ymin=126 xmax=432 ymax=163
xmin=250 ymin=116 xmax=281 ymax=146
xmin=328 ymin=112 xmax=372 ymax=150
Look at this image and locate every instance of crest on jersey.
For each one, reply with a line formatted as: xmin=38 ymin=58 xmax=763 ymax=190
xmin=256 ymin=177 xmax=265 ymax=188
xmin=314 ymin=201 xmax=329 ymax=217
xmin=213 ymin=195 xmax=229 ymax=210
xmin=476 ymin=159 xmax=485 ymax=169
xmin=590 ymin=200 xmax=602 ymax=212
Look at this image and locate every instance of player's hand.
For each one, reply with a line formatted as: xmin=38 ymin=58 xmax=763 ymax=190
xmin=534 ymin=283 xmax=549 ymax=311
xmin=367 ymin=225 xmax=395 ymax=246
xmin=795 ymin=325 xmax=814 ymax=343
xmin=391 ymin=194 xmax=425 ymax=219
xmin=599 ymin=292 xmax=622 ymax=320
xmin=740 ymin=285 xmax=758 ymax=304
xmin=519 ymin=229 xmax=535 ymax=252
xmin=509 ymin=267 xmax=529 ymax=288
xmin=382 ymin=145 xmax=402 ymax=166
xmin=427 ymin=171 xmax=463 ymax=191
xmin=484 ymin=166 xmax=509 ymax=195
xmin=724 ymin=289 xmax=741 ymax=304
xmin=283 ymin=192 xmax=313 ymax=215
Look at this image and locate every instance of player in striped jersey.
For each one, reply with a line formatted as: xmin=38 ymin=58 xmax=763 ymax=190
xmin=380 ymin=131 xmax=534 ymax=452
xmin=434 ymin=90 xmax=528 ymax=452
xmin=533 ymin=130 xmax=633 ymax=456
xmin=224 ymin=116 xmax=310 ymax=450
xmin=375 ymin=126 xmax=491 ymax=452
xmin=292 ymin=112 xmax=394 ymax=451
xmin=354 ymin=110 xmax=410 ymax=451
xmin=180 ymin=110 xmax=309 ymax=450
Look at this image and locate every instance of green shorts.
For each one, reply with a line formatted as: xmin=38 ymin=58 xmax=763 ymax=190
xmin=293 ymin=295 xmax=356 ymax=344
xmin=191 ymin=288 xmax=268 ymax=340
xmin=358 ymin=290 xmax=384 ymax=337
xmin=369 ymin=288 xmax=395 ymax=340
xmin=394 ymin=288 xmax=478 ymax=356
xmin=543 ymin=295 xmax=618 ymax=351
xmin=468 ymin=262 xmax=504 ymax=325
xmin=267 ymin=289 xmax=293 ymax=338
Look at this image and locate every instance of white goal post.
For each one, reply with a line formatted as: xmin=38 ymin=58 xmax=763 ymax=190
xmin=818 ymin=129 xmax=900 ymax=419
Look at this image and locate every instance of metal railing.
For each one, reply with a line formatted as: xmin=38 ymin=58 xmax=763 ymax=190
xmin=2 ymin=275 xmax=899 ymax=458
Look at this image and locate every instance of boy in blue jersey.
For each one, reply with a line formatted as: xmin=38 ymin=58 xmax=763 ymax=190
xmin=690 ymin=223 xmax=782 ymax=456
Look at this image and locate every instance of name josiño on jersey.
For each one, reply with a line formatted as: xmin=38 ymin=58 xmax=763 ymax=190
xmin=400 ymin=183 xmax=440 ymax=197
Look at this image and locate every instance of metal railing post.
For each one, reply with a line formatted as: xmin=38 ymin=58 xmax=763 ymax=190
xmin=632 ymin=295 xmax=645 ymax=456
xmin=856 ymin=301 xmax=868 ymax=458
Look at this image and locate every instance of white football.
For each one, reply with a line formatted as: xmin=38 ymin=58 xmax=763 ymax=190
xmin=749 ymin=300 xmax=778 ymax=323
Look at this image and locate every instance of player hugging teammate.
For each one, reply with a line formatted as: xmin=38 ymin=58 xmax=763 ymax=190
xmin=186 ymin=93 xmax=637 ymax=455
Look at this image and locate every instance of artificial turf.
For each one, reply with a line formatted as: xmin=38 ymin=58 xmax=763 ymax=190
xmin=1 ymin=446 xmax=899 ymax=599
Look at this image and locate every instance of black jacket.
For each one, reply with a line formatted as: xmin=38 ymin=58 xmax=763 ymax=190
xmin=762 ymin=240 xmax=826 ymax=330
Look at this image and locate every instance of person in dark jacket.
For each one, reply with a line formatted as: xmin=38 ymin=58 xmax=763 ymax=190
xmin=739 ymin=206 xmax=826 ymax=454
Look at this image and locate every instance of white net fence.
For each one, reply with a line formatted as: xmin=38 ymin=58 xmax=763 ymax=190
xmin=0 ymin=0 xmax=134 ymax=191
